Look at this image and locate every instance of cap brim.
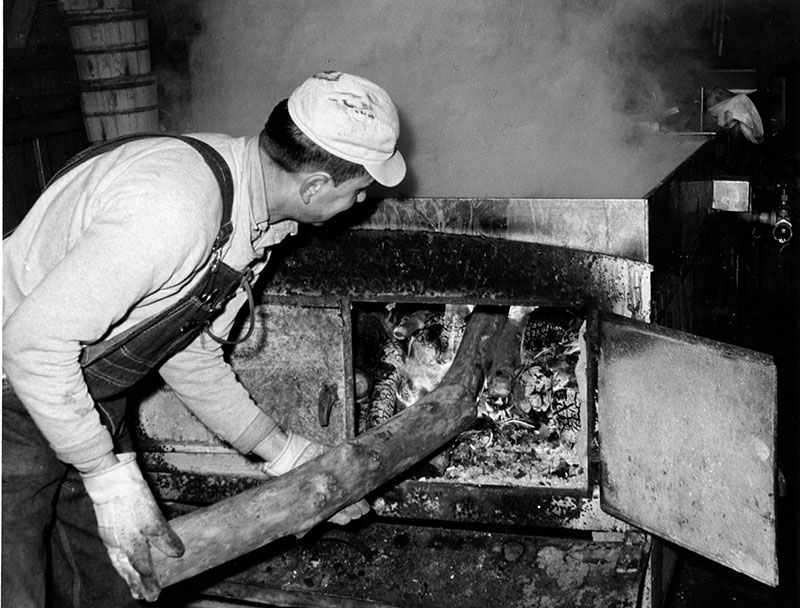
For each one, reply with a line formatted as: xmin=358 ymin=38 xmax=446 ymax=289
xmin=363 ymin=151 xmax=406 ymax=187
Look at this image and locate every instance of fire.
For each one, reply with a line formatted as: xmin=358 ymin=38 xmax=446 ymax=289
xmin=396 ymin=337 xmax=455 ymax=409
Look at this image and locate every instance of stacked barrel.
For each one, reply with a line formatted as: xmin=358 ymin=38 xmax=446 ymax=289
xmin=59 ymin=0 xmax=159 ymax=142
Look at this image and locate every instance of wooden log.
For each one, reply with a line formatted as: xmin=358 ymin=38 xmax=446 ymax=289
xmin=153 ymin=309 xmax=505 ymax=588
xmin=486 ymin=305 xmax=534 ymax=404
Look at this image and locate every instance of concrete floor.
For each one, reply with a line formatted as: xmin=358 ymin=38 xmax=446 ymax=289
xmin=159 ymin=512 xmax=799 ymax=608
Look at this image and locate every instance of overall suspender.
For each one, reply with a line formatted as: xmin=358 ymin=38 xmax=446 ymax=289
xmin=50 ymin=134 xmax=251 ymax=402
xmin=46 ymin=133 xmax=235 ymax=250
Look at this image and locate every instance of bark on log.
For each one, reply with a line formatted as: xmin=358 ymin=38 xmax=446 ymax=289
xmin=486 ymin=306 xmax=533 ymax=403
xmin=153 ymin=309 xmax=505 ymax=588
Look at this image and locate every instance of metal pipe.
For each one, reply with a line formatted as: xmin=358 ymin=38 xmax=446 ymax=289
xmin=740 ymin=208 xmax=793 ymax=245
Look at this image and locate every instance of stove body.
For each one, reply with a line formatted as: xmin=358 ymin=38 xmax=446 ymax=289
xmin=134 ymin=137 xmax=778 ymax=607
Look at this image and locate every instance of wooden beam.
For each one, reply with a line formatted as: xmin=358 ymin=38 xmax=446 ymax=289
xmin=6 ymin=0 xmax=39 ymax=49
xmin=153 ymin=309 xmax=505 ymax=589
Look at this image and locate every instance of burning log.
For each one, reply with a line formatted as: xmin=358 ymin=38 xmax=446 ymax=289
xmin=152 ymin=309 xmax=505 ymax=589
xmin=365 ymin=336 xmax=405 ymax=429
xmin=361 ymin=303 xmax=472 ymax=432
xmin=485 ymin=305 xmax=535 ymax=409
xmin=434 ymin=309 xmax=587 ymax=488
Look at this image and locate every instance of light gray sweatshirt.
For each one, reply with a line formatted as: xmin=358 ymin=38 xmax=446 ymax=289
xmin=3 ymin=134 xmax=297 ymax=466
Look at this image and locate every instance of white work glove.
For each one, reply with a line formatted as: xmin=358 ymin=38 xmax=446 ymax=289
xmin=260 ymin=431 xmax=371 ymax=525
xmin=80 ymin=453 xmax=185 ymax=602
xmin=262 ymin=430 xmax=325 ymax=476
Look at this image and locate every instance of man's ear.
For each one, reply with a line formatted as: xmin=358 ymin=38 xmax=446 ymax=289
xmin=299 ymin=173 xmax=331 ymax=205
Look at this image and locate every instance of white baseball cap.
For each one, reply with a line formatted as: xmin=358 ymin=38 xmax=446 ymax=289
xmin=287 ymin=71 xmax=406 ymax=187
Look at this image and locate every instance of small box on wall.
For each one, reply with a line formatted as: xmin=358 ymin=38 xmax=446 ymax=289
xmin=712 ymin=178 xmax=752 ymax=212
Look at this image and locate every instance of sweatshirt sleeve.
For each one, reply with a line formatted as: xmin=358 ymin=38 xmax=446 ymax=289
xmin=2 ymin=167 xmax=216 ymax=465
xmin=157 ymin=279 xmax=282 ymax=455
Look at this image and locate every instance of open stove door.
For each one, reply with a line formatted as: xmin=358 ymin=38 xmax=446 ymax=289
xmin=596 ymin=312 xmax=778 ymax=586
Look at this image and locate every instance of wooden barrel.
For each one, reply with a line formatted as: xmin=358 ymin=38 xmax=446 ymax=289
xmin=79 ymin=75 xmax=159 ymax=142
xmin=67 ymin=12 xmax=150 ymax=81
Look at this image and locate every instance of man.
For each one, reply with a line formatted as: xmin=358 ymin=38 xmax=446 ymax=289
xmin=2 ymin=70 xmax=406 ymax=607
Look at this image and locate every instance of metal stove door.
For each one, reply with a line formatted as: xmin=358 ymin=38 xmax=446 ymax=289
xmin=596 ymin=312 xmax=778 ymax=586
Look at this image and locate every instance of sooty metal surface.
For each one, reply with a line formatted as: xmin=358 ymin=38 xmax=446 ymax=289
xmin=261 ymin=230 xmax=651 ymax=320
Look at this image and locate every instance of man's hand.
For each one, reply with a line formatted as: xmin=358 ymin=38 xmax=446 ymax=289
xmin=257 ymin=431 xmax=371 ymax=524
xmin=261 ymin=430 xmax=326 ymax=476
xmin=326 ymin=497 xmax=371 ymax=525
xmin=80 ymin=453 xmax=185 ymax=601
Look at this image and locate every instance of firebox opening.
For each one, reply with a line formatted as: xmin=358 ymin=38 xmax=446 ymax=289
xmin=351 ymin=302 xmax=590 ymax=491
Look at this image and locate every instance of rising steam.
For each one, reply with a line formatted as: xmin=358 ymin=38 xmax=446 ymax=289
xmin=163 ymin=0 xmax=716 ymax=198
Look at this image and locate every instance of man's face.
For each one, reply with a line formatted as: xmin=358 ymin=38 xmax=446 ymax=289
xmin=303 ymin=174 xmax=374 ymax=226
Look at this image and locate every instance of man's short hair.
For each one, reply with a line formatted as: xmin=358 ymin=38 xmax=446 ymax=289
xmin=259 ymin=99 xmax=369 ymax=186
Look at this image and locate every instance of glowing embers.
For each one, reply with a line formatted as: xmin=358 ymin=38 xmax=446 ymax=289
xmin=353 ymin=304 xmax=588 ymax=489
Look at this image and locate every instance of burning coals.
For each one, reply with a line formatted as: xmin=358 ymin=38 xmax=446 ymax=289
xmin=353 ymin=304 xmax=587 ymax=489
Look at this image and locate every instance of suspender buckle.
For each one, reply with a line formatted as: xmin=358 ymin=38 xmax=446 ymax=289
xmin=209 ymin=247 xmax=222 ymax=273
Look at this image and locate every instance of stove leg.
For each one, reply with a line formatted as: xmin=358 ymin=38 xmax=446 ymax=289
xmin=650 ymin=538 xmax=682 ymax=608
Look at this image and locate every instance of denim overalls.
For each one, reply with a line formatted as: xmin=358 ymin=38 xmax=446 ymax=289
xmin=2 ymin=135 xmax=248 ymax=607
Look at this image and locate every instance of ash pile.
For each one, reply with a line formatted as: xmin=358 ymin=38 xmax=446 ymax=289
xmin=354 ymin=304 xmax=588 ymax=489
